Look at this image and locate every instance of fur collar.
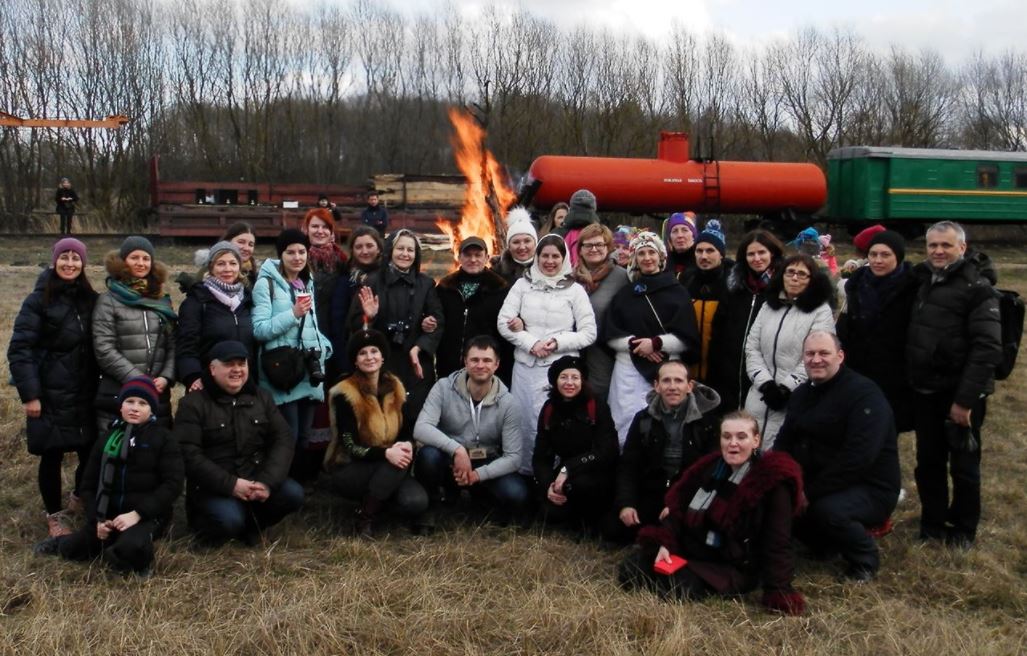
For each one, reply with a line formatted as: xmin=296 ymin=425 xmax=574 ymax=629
xmin=104 ymin=250 xmax=169 ymax=299
xmin=437 ymin=267 xmax=508 ymax=292
xmin=667 ymin=451 xmax=807 ymax=534
xmin=764 ymin=267 xmax=836 ymax=312
xmin=324 ymin=372 xmax=406 ymax=469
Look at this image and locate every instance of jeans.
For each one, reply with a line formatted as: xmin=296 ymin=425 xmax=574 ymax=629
xmin=278 ymin=399 xmax=315 ymax=445
xmin=913 ymin=391 xmax=986 ymax=539
xmin=188 ymin=478 xmax=304 ymax=542
xmin=414 ymin=446 xmax=529 ymax=514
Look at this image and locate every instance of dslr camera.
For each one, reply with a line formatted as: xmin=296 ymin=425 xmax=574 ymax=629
xmin=385 ymin=320 xmax=411 ymax=346
xmin=304 ymin=348 xmax=325 ymax=386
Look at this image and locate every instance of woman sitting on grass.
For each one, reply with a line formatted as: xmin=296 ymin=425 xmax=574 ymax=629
xmin=618 ymin=410 xmax=807 ymax=615
xmin=34 ymin=377 xmax=183 ymax=577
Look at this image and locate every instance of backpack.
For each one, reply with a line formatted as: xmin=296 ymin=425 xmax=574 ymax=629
xmin=995 ymin=289 xmax=1025 ymax=381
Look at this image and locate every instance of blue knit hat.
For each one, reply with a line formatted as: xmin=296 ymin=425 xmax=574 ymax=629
xmin=697 ymin=219 xmax=727 ymax=256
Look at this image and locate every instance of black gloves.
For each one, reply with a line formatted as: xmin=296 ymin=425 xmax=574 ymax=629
xmin=759 ymin=382 xmax=791 ymax=411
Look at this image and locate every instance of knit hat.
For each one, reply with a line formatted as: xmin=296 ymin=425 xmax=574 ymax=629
xmin=505 ymin=207 xmax=538 ymax=246
xmin=52 ymin=237 xmax=87 ymax=267
xmin=304 ymin=207 xmax=335 ymax=233
xmin=613 ymin=225 xmax=639 ymax=250
xmin=867 ymin=230 xmax=906 ymax=263
xmin=696 ymin=219 xmax=727 ymax=256
xmin=347 ymin=329 xmax=390 ymax=367
xmin=118 ymin=376 xmax=159 ymax=410
xmin=276 ymin=228 xmax=310 ymax=258
xmin=547 ymin=355 xmax=589 ymax=387
xmin=853 ymin=224 xmax=887 ymax=256
xmin=119 ymin=236 xmax=154 ymax=260
xmin=563 ymin=189 xmax=599 ymax=227
xmin=205 ymin=240 xmax=242 ymax=270
xmin=664 ymin=212 xmax=698 ymax=243
xmin=627 ymin=231 xmax=668 ymax=278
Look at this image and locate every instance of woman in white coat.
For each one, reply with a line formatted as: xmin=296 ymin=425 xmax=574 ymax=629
xmin=497 ymin=234 xmax=597 ymax=474
xmin=744 ymin=253 xmax=835 ymax=449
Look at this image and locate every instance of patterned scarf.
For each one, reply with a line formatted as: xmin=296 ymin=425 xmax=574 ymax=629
xmin=746 ymin=267 xmax=774 ymax=293
xmin=308 ymin=243 xmax=347 ymax=273
xmin=96 ymin=421 xmax=131 ymax=521
xmin=203 ymin=275 xmax=245 ymax=311
xmin=685 ymin=457 xmax=752 ymax=548
xmin=574 ymin=260 xmax=613 ymax=294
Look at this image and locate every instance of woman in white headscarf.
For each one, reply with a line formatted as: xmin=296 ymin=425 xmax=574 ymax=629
xmin=497 ymin=234 xmax=597 ymax=474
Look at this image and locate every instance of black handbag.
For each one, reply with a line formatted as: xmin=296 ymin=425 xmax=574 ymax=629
xmin=261 ymin=343 xmax=306 ymax=391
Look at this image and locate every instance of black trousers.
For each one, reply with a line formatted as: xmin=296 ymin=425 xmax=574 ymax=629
xmin=58 ymin=518 xmax=161 ymax=573
xmin=617 ymin=544 xmax=712 ymax=599
xmin=794 ymin=485 xmax=895 ymax=572
xmin=58 ymin=209 xmax=74 ymax=235
xmin=539 ymin=469 xmax=615 ymax=529
xmin=913 ymin=391 xmax=986 ymax=539
xmin=38 ymin=446 xmax=91 ymax=514
xmin=330 ymin=460 xmax=428 ymax=517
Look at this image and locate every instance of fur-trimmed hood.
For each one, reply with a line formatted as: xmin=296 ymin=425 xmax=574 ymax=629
xmin=764 ymin=266 xmax=836 ymax=312
xmin=104 ymin=250 xmax=169 ymax=299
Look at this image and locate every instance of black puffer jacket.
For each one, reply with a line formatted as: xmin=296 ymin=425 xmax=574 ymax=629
xmin=836 ymin=264 xmax=919 ymax=430
xmin=532 ymin=393 xmax=619 ymax=492
xmin=906 ymin=254 xmax=1002 ymax=407
xmin=174 ymin=375 xmax=295 ymax=500
xmin=175 ymin=282 xmax=255 ymax=388
xmin=435 ymin=268 xmax=509 ymax=379
xmin=8 ymin=269 xmax=98 ymax=453
xmin=80 ymin=420 xmax=184 ymax=523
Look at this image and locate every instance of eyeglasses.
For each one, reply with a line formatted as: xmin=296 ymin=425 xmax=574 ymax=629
xmin=783 ymin=269 xmax=810 ymax=280
xmin=581 ymin=242 xmax=607 ymax=251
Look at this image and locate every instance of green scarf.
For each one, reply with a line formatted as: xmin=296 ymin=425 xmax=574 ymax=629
xmin=107 ymin=279 xmax=178 ymax=322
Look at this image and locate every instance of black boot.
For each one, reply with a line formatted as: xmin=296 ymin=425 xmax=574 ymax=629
xmin=355 ymin=495 xmax=385 ymax=538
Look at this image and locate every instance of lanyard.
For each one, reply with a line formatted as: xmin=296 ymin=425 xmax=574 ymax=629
xmin=468 ymin=395 xmax=483 ymax=447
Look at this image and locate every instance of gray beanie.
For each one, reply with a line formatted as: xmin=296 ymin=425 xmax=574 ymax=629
xmin=206 ymin=240 xmax=242 ymax=270
xmin=562 ymin=189 xmax=599 ymax=228
xmin=119 ymin=235 xmax=155 ymax=260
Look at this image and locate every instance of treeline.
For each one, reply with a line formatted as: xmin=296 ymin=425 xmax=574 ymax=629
xmin=2 ymin=0 xmax=1026 ymax=222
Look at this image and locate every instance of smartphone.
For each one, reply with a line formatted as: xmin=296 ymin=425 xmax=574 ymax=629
xmin=653 ymin=554 xmax=688 ymax=576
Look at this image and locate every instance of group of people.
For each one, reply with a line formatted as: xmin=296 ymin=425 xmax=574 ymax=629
xmin=9 ymin=191 xmax=1004 ymax=613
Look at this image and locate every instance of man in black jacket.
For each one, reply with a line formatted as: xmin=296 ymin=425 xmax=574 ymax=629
xmin=608 ymin=360 xmax=720 ymax=543
xmin=435 ymin=236 xmax=511 ymax=384
xmin=906 ymin=221 xmax=1002 ymax=548
xmin=360 ymin=190 xmax=388 ymax=235
xmin=175 ymin=341 xmax=303 ymax=545
xmin=776 ymin=331 xmax=900 ymax=582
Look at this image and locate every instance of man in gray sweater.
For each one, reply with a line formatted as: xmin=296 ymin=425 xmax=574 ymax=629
xmin=414 ymin=335 xmax=528 ymax=527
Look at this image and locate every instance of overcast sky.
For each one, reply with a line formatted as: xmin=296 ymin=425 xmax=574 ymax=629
xmin=398 ymin=0 xmax=1022 ymax=64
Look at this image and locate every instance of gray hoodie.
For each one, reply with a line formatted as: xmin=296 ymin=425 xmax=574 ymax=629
xmin=414 ymin=369 xmax=522 ymax=481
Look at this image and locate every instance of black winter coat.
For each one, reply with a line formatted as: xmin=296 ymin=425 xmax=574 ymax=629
xmin=615 ymin=396 xmax=720 ymax=513
xmin=175 ymin=282 xmax=255 ymax=388
xmin=174 ymin=377 xmax=295 ymax=500
xmin=8 ymin=270 xmax=98 ymax=453
xmin=776 ymin=366 xmax=900 ymax=502
xmin=706 ymin=261 xmax=778 ymax=413
xmin=905 ymin=255 xmax=1002 ymax=408
xmin=435 ymin=268 xmax=510 ymax=379
xmin=80 ymin=420 xmax=184 ymax=524
xmin=836 ymin=264 xmax=919 ymax=431
xmin=532 ymin=394 xmax=619 ymax=492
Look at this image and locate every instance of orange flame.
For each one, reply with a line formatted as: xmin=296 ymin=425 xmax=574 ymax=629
xmin=436 ymin=108 xmax=518 ymax=267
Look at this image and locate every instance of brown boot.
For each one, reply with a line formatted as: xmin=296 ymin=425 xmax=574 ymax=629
xmin=46 ymin=512 xmax=72 ymax=538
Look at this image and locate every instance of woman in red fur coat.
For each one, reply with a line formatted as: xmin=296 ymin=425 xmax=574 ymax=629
xmin=618 ymin=410 xmax=808 ymax=615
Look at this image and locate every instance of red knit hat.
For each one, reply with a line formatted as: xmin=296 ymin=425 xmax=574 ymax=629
xmin=852 ymin=224 xmax=886 ymax=256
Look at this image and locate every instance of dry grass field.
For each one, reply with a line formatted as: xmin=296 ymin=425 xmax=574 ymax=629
xmin=0 ymin=235 xmax=1025 ymax=655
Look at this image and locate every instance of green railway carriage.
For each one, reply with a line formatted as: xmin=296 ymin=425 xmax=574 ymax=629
xmin=827 ymin=146 xmax=1027 ymax=228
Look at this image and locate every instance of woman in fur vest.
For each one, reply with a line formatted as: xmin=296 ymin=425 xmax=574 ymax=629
xmin=93 ymin=236 xmax=177 ymax=433
xmin=325 ymin=329 xmax=428 ymax=536
xmin=618 ymin=411 xmax=807 ymax=616
xmin=743 ymin=254 xmax=835 ymax=448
